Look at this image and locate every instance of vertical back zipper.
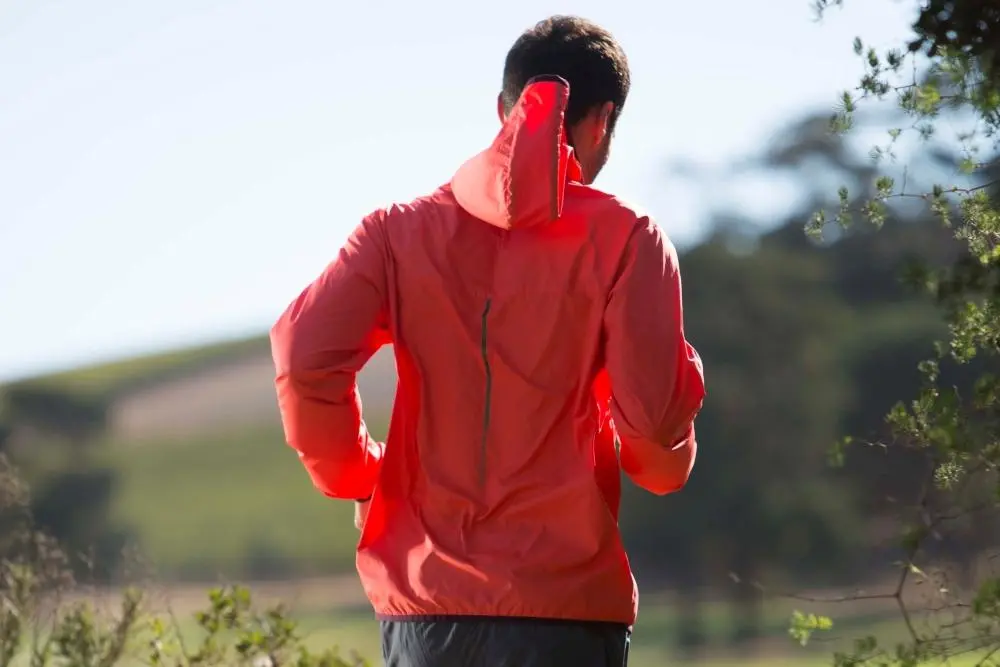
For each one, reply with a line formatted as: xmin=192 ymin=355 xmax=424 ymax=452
xmin=479 ymin=297 xmax=493 ymax=489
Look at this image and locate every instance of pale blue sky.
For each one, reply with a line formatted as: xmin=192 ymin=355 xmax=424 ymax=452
xmin=0 ymin=0 xmax=915 ymax=380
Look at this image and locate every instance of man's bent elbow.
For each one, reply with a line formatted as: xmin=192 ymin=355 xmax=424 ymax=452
xmin=621 ymin=430 xmax=697 ymax=495
xmin=648 ymin=450 xmax=696 ymax=495
xmin=646 ymin=454 xmax=695 ymax=495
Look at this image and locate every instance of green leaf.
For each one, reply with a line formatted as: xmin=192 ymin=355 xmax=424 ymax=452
xmin=827 ymin=436 xmax=852 ymax=468
xmin=875 ymin=175 xmax=895 ymax=198
xmin=806 ymin=210 xmax=827 ymax=240
xmin=789 ymin=610 xmax=834 ymax=647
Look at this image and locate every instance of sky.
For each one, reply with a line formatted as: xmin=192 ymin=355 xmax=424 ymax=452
xmin=0 ymin=0 xmax=917 ymax=380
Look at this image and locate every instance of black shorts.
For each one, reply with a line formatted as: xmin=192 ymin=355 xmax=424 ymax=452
xmin=380 ymin=616 xmax=631 ymax=667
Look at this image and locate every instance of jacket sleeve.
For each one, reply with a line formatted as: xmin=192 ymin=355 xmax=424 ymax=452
xmin=603 ymin=217 xmax=705 ymax=496
xmin=270 ymin=211 xmax=392 ymax=501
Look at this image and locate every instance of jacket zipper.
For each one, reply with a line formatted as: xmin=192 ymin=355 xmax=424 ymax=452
xmin=479 ymin=297 xmax=493 ymax=489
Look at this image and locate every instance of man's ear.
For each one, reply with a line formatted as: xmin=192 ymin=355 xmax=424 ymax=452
xmin=497 ymin=93 xmax=506 ymax=124
xmin=596 ymin=101 xmax=615 ymax=141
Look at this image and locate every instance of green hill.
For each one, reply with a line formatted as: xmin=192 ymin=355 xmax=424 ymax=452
xmin=11 ymin=334 xmax=270 ymax=399
xmin=1 ymin=333 xmax=392 ymax=580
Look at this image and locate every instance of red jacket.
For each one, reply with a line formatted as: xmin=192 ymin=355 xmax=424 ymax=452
xmin=271 ymin=76 xmax=705 ymax=625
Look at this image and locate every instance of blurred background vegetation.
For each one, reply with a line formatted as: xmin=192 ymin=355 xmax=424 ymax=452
xmin=0 ymin=103 xmax=979 ymax=665
xmin=5 ymin=0 xmax=1000 ymax=665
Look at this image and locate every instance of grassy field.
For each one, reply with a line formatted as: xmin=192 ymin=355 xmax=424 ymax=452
xmin=96 ymin=425 xmax=359 ymax=578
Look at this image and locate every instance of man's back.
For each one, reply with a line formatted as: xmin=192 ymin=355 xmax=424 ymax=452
xmin=270 ymin=17 xmax=705 ymax=667
xmin=360 ymin=147 xmax=638 ymax=625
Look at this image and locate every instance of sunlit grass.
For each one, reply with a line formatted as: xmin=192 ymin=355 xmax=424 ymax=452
xmin=100 ymin=426 xmax=359 ymax=578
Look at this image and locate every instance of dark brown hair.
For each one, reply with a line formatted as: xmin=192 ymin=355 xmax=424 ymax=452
xmin=501 ymin=16 xmax=631 ymax=130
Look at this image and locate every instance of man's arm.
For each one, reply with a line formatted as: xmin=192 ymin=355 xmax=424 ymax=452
xmin=270 ymin=211 xmax=391 ymax=501
xmin=603 ymin=217 xmax=705 ymax=496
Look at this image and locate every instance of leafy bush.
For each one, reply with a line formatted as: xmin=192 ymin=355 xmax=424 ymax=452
xmin=794 ymin=1 xmax=1000 ymax=664
xmin=0 ymin=455 xmax=370 ymax=667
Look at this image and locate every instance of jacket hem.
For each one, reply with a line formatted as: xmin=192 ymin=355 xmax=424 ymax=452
xmin=374 ymin=612 xmax=632 ymax=630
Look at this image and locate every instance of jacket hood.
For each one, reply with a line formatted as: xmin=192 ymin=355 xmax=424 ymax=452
xmin=451 ymin=75 xmax=583 ymax=230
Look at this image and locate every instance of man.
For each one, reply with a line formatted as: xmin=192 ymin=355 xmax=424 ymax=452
xmin=270 ymin=15 xmax=705 ymax=667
